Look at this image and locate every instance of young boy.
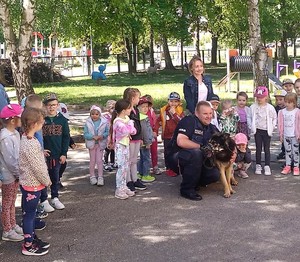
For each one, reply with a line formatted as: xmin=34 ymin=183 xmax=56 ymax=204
xmin=42 ymin=93 xmax=70 ymax=210
xmin=154 ymin=92 xmax=184 ymax=177
xmin=282 ymin=79 xmax=294 ymax=94
xmin=137 ymin=96 xmax=155 ymax=183
xmin=208 ymin=94 xmax=221 ymax=131
xmin=273 ymin=89 xmax=287 ymax=160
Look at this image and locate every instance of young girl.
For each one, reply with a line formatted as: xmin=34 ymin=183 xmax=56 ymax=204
xmin=84 ymin=105 xmax=109 ymax=186
xmin=0 ymin=104 xmax=23 ymax=242
xmin=110 ymin=99 xmax=136 ymax=199
xmin=19 ymin=107 xmax=51 ymax=256
xmin=123 ymin=88 xmax=147 ymax=191
xmin=102 ymin=100 xmax=116 ymax=171
xmin=278 ymin=93 xmax=300 ymax=176
xmin=250 ymin=86 xmax=277 ymax=175
xmin=234 ymin=133 xmax=252 ymax=179
xmin=219 ymin=99 xmax=240 ymax=137
xmin=235 ymin=91 xmax=251 ymax=139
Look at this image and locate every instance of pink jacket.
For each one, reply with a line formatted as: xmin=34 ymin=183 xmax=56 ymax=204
xmin=278 ymin=108 xmax=300 ymax=139
xmin=112 ymin=116 xmax=136 ymax=146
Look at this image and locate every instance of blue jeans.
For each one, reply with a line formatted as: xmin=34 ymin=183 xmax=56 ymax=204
xmin=138 ymin=147 xmax=151 ymax=175
xmin=47 ymin=158 xmax=61 ymax=199
xmin=21 ymin=186 xmax=41 ymax=244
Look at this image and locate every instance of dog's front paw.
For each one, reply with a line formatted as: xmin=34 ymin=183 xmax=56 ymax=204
xmin=223 ymin=191 xmax=231 ymax=198
xmin=231 ymin=178 xmax=238 ymax=186
xmin=230 ymin=188 xmax=236 ymax=194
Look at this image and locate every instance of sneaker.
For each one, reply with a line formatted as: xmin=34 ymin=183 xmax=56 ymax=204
xmin=134 ymin=179 xmax=147 ymax=190
xmin=141 ymin=174 xmax=156 ymax=183
xmin=90 ymin=176 xmax=97 ymax=185
xmin=13 ymin=224 xmax=24 ymax=235
xmin=97 ymin=176 xmax=104 ymax=186
xmin=277 ymin=152 xmax=285 ymax=160
xmin=237 ymin=170 xmax=249 ymax=179
xmin=112 ymin=163 xmax=118 ymax=169
xmin=264 ymin=165 xmax=272 ymax=176
xmin=40 ymin=200 xmax=55 ymax=213
xmin=58 ymin=182 xmax=64 ymax=188
xmin=2 ymin=229 xmax=24 ymax=241
xmin=127 ymin=181 xmax=136 ymax=192
xmin=33 ymin=235 xmax=50 ymax=249
xmin=22 ymin=243 xmax=49 ymax=256
xmin=124 ymin=187 xmax=135 ymax=197
xmin=281 ymin=165 xmax=291 ymax=175
xmin=165 ymin=169 xmax=177 ymax=177
xmin=255 ymin=164 xmax=262 ymax=175
xmin=50 ymin=197 xmax=65 ymax=210
xmin=115 ymin=188 xmax=129 ymax=200
xmin=137 ymin=173 xmax=142 ymax=179
xmin=36 ymin=209 xmax=48 ymax=219
xmin=103 ymin=164 xmax=113 ymax=172
xmin=35 ymin=218 xmax=46 ymax=231
xmin=293 ymin=167 xmax=300 ymax=176
xmin=153 ymin=167 xmax=162 ymax=175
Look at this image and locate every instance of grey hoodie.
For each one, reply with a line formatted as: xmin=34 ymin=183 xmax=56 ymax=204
xmin=0 ymin=128 xmax=20 ymax=184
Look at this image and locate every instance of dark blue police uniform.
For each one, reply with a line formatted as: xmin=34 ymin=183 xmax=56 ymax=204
xmin=167 ymin=115 xmax=220 ymax=200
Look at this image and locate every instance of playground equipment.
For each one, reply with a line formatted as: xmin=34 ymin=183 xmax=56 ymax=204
xmin=92 ymin=64 xmax=107 ymax=82
xmin=217 ymin=49 xmax=282 ymax=92
xmin=32 ymin=32 xmax=44 ymax=57
xmin=293 ymin=60 xmax=300 ymax=78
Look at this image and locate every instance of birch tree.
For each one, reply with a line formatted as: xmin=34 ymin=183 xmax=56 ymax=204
xmin=0 ymin=0 xmax=35 ymax=101
xmin=248 ymin=0 xmax=268 ymax=87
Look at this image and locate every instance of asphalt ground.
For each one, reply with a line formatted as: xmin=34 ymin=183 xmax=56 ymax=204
xmin=1 ymin=111 xmax=300 ymax=261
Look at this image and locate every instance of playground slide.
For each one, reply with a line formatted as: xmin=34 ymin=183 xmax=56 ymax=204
xmin=268 ymin=73 xmax=282 ymax=89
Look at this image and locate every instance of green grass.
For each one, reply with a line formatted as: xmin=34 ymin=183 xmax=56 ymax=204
xmin=31 ymin=65 xmax=281 ymax=109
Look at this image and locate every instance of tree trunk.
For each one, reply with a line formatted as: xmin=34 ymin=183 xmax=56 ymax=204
xmin=162 ymin=35 xmax=175 ymax=70
xmin=180 ymin=38 xmax=184 ymax=69
xmin=132 ymin=32 xmax=137 ymax=73
xmin=195 ymin=19 xmax=200 ymax=56
xmin=149 ymin=27 xmax=155 ymax=67
xmin=281 ymin=31 xmax=288 ymax=64
xmin=124 ymin=36 xmax=133 ymax=74
xmin=0 ymin=0 xmax=36 ymax=102
xmin=248 ymin=0 xmax=268 ymax=88
xmin=293 ymin=38 xmax=297 ymax=57
xmin=211 ymin=35 xmax=218 ymax=66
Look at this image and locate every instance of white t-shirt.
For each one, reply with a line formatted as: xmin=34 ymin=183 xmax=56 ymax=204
xmin=283 ymin=108 xmax=297 ymax=137
xmin=255 ymin=105 xmax=268 ymax=130
xmin=198 ymin=82 xmax=208 ymax=102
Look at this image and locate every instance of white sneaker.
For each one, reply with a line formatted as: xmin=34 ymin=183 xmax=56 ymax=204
xmin=90 ymin=176 xmax=97 ymax=185
xmin=2 ymin=229 xmax=24 ymax=242
xmin=124 ymin=187 xmax=135 ymax=197
xmin=41 ymin=200 xmax=55 ymax=213
xmin=97 ymin=177 xmax=104 ymax=186
xmin=50 ymin=197 xmax=65 ymax=210
xmin=115 ymin=188 xmax=129 ymax=200
xmin=264 ymin=165 xmax=272 ymax=176
xmin=255 ymin=164 xmax=262 ymax=175
xmin=13 ymin=224 xmax=23 ymax=235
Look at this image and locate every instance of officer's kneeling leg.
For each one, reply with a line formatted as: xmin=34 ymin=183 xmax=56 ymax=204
xmin=199 ymin=165 xmax=220 ymax=186
xmin=179 ymin=149 xmax=203 ymax=194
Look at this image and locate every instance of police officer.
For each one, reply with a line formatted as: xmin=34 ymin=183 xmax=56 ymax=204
xmin=167 ymin=101 xmax=220 ymax=201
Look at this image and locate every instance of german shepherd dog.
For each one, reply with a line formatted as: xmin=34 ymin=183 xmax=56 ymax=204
xmin=203 ymin=132 xmax=237 ymax=198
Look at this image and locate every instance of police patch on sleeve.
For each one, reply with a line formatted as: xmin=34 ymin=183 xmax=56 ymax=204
xmin=178 ymin=128 xmax=186 ymax=133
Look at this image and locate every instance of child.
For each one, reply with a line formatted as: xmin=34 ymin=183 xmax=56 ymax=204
xmin=0 ymin=83 xmax=10 ymax=111
xmin=208 ymin=94 xmax=221 ymax=131
xmin=154 ymin=92 xmax=184 ymax=177
xmin=137 ymin=96 xmax=155 ymax=183
xmin=294 ymin=78 xmax=300 ymax=108
xmin=278 ymin=93 xmax=300 ymax=176
xmin=42 ymin=93 xmax=70 ymax=210
xmin=274 ymin=89 xmax=287 ymax=160
xmin=0 ymin=104 xmax=24 ymax=242
xmin=58 ymin=102 xmax=76 ymax=188
xmin=145 ymin=94 xmax=161 ymax=175
xmin=219 ymin=99 xmax=240 ymax=137
xmin=123 ymin=87 xmax=147 ymax=191
xmin=19 ymin=107 xmax=51 ymax=256
xmin=235 ymin=91 xmax=251 ymax=139
xmin=234 ymin=133 xmax=252 ymax=179
xmin=110 ymin=99 xmax=136 ymax=199
xmin=84 ymin=105 xmax=109 ymax=186
xmin=250 ymin=86 xmax=277 ymax=175
xmin=282 ymin=79 xmax=294 ymax=94
xmin=102 ymin=100 xmax=116 ymax=171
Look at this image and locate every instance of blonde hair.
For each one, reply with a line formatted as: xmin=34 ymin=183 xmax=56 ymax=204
xmin=284 ymin=93 xmax=297 ymax=106
xmin=21 ymin=108 xmax=45 ymax=134
xmin=123 ymin=87 xmax=141 ymax=104
xmin=188 ymin=55 xmax=203 ymax=75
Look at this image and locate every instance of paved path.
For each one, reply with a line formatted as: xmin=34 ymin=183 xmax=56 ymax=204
xmin=1 ymin=111 xmax=300 ymax=261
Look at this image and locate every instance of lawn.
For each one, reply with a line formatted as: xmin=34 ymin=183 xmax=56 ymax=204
xmin=32 ymin=65 xmax=257 ymax=109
